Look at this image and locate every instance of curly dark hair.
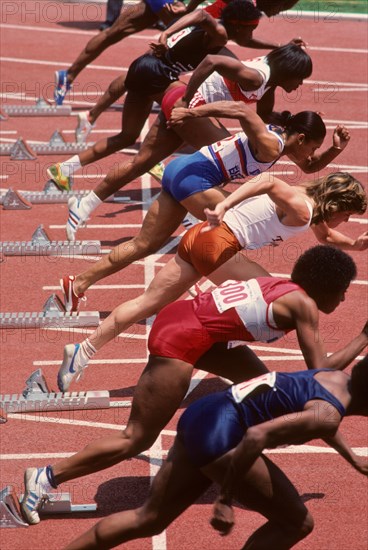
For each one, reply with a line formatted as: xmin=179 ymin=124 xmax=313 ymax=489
xmin=221 ymin=0 xmax=262 ymax=28
xmin=350 ymin=355 xmax=368 ymax=407
xmin=291 ymin=245 xmax=357 ymax=297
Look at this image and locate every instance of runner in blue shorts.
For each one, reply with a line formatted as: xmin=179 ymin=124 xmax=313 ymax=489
xmin=60 ymin=356 xmax=368 ymax=549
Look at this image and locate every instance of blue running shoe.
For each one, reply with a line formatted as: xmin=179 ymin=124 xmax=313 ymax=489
xmin=58 ymin=343 xmax=88 ymax=392
xmin=54 ymin=70 xmax=71 ymax=105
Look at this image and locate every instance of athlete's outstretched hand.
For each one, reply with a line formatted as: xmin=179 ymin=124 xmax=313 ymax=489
xmin=211 ymin=498 xmax=234 ymax=536
xmin=333 ymin=125 xmax=351 ymax=151
xmin=202 ymin=203 xmax=227 ymax=232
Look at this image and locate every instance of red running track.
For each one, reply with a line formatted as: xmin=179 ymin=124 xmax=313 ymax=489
xmin=0 ymin=3 xmax=367 ymax=549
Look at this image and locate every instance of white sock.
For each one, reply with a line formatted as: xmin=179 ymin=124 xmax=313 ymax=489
xmin=59 ymin=155 xmax=82 ymax=177
xmin=76 ymin=338 xmax=97 ymax=369
xmin=36 ymin=467 xmax=54 ymax=493
xmin=79 ymin=191 xmax=103 ymax=218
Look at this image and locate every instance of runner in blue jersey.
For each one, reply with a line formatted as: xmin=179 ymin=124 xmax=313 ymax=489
xmin=60 ymin=355 xmax=368 ymax=549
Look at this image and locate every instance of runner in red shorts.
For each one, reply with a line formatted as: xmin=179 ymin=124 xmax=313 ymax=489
xmin=21 ymin=246 xmax=368 ymax=527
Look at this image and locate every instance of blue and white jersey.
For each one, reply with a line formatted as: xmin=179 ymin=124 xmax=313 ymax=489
xmin=198 ymin=126 xmax=284 ymax=180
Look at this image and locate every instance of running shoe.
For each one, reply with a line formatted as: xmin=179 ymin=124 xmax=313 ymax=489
xmin=54 ymin=70 xmax=72 ymax=106
xmin=60 ymin=275 xmax=86 ymax=312
xmin=75 ymin=111 xmax=95 ymax=143
xmin=148 ymin=161 xmax=165 ymax=183
xmin=47 ymin=163 xmax=72 ymax=192
xmin=21 ymin=468 xmax=49 ymax=525
xmin=66 ymin=196 xmax=86 ymax=242
xmin=57 ymin=343 xmax=88 ymax=392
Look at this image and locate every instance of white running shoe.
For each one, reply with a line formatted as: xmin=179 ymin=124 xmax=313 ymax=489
xmin=21 ymin=468 xmax=49 ymax=525
xmin=75 ymin=111 xmax=95 ymax=143
xmin=57 ymin=343 xmax=88 ymax=392
xmin=66 ymin=196 xmax=86 ymax=241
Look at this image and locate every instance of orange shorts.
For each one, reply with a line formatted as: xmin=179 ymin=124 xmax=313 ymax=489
xmin=178 ymin=221 xmax=242 ymax=276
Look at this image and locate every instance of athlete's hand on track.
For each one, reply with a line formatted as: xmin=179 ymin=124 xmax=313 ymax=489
xmin=333 ymin=125 xmax=351 ymax=151
xmin=353 ymin=231 xmax=368 ymax=251
xmin=211 ymin=498 xmax=234 ymax=535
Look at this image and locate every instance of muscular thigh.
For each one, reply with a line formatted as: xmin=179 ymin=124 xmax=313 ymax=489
xmin=112 ymin=2 xmax=157 ymax=35
xmin=127 ymin=356 xmax=194 ymax=439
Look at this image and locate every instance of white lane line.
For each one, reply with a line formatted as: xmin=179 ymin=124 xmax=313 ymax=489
xmin=2 ymin=55 xmax=368 ymax=91
xmin=0 ymin=23 xmax=157 ymax=41
xmin=1 ymin=23 xmax=367 ymax=53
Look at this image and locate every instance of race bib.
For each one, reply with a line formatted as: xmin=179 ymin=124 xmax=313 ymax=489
xmin=210 ymin=133 xmax=240 ymax=154
xmin=212 ymin=279 xmax=260 ymax=313
xmin=167 ymin=27 xmax=194 ymax=48
xmin=231 ymin=372 xmax=276 ymax=403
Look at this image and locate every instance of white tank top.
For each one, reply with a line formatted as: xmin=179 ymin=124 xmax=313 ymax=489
xmin=198 ymin=126 xmax=285 ymax=179
xmin=224 ymin=194 xmax=314 ymax=249
xmin=189 ymin=56 xmax=271 ymax=107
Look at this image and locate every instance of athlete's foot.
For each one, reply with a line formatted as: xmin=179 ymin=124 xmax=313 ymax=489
xmin=75 ymin=111 xmax=96 ymax=143
xmin=57 ymin=343 xmax=89 ymax=392
xmin=60 ymin=275 xmax=86 ymax=312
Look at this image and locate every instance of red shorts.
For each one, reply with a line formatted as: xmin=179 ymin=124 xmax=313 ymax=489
xmin=148 ymin=300 xmax=214 ymax=364
xmin=178 ymin=221 xmax=242 ymax=276
xmin=161 ymin=85 xmax=187 ymax=120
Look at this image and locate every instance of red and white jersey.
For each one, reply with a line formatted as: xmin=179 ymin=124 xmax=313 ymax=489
xmin=189 ymin=56 xmax=271 ymax=108
xmin=198 ymin=127 xmax=284 ymax=179
xmin=224 ymin=194 xmax=314 ymax=249
xmin=193 ymin=277 xmax=301 ymax=344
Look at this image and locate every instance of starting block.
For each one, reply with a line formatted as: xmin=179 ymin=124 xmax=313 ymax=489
xmin=0 ymin=131 xmax=91 ymax=160
xmin=0 ymin=224 xmax=101 ymax=256
xmin=0 ymin=487 xmax=28 ymax=528
xmin=0 ymin=369 xmax=110 ymax=414
xmin=1 ymin=292 xmax=99 ymax=329
xmin=0 ymin=293 xmax=100 ymax=329
xmin=0 ymin=485 xmax=96 ymax=528
xmin=20 ymin=492 xmax=97 ymax=516
xmin=1 ymin=98 xmax=72 ymax=118
xmin=1 ymin=181 xmax=133 ymax=209
xmin=0 ymin=138 xmax=37 ymax=161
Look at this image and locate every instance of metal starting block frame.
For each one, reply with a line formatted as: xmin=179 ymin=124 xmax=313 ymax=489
xmin=0 ymin=293 xmax=100 ymax=329
xmin=0 ymin=487 xmax=28 ymax=528
xmin=0 ymin=485 xmax=96 ymax=528
xmin=0 ymin=369 xmax=110 ymax=413
xmin=0 ymin=98 xmax=72 ymax=119
xmin=1 ymin=180 xmax=133 ymax=209
xmin=0 ymin=224 xmax=101 ymax=256
xmin=0 ymin=131 xmax=91 ymax=160
xmin=20 ymin=492 xmax=97 ymax=516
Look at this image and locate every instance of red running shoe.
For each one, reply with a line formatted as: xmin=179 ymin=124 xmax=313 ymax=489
xmin=60 ymin=275 xmax=86 ymax=312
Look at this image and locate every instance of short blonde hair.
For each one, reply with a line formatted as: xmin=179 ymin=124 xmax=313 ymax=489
xmin=305 ymin=172 xmax=367 ymax=225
